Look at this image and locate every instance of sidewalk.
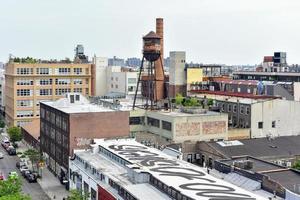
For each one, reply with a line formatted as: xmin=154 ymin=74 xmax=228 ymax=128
xmin=38 ymin=167 xmax=69 ymax=200
xmin=17 ymin=141 xmax=70 ymax=200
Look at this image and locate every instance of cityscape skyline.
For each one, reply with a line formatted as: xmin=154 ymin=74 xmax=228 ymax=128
xmin=1 ymin=0 xmax=300 ymax=65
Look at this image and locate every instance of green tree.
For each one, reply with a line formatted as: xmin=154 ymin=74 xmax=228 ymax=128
xmin=23 ymin=148 xmax=42 ymax=172
xmin=207 ymin=98 xmax=214 ymax=106
xmin=0 ymin=120 xmax=5 ymax=128
xmin=292 ymin=160 xmax=300 ymax=170
xmin=183 ymin=97 xmax=199 ymax=107
xmin=0 ymin=176 xmax=31 ymax=200
xmin=7 ymin=126 xmax=22 ymax=144
xmin=67 ymin=189 xmax=90 ymax=200
xmin=175 ymin=94 xmax=184 ymax=105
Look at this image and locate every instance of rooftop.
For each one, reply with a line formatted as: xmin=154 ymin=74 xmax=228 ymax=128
xmin=41 ymin=93 xmax=131 ymax=114
xmin=207 ymin=135 xmax=300 ymax=159
xmin=234 ymin=71 xmax=300 ymax=76
xmin=90 ymin=138 xmax=265 ymax=200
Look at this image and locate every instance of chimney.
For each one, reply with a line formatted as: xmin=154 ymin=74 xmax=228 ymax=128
xmin=155 ymin=18 xmax=165 ymax=101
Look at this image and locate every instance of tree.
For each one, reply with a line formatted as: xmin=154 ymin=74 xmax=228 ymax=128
xmin=23 ymin=148 xmax=42 ymax=172
xmin=207 ymin=98 xmax=214 ymax=106
xmin=175 ymin=94 xmax=184 ymax=105
xmin=7 ymin=126 xmax=22 ymax=144
xmin=67 ymin=189 xmax=89 ymax=200
xmin=0 ymin=176 xmax=31 ymax=200
xmin=0 ymin=120 xmax=5 ymax=128
xmin=292 ymin=160 xmax=300 ymax=170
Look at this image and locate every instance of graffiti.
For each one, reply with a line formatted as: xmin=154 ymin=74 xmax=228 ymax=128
xmin=75 ymin=137 xmax=92 ymax=146
xmin=175 ymin=122 xmax=201 ymax=136
xmin=202 ymin=121 xmax=226 ymax=135
xmin=108 ymin=144 xmax=256 ymax=200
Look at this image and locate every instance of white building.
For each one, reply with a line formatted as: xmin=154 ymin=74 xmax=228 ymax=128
xmin=69 ymin=138 xmax=265 ymax=200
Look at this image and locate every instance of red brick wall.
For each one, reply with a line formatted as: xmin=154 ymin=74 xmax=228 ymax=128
xmin=69 ymin=111 xmax=130 ymax=155
xmin=98 ymin=185 xmax=116 ymax=200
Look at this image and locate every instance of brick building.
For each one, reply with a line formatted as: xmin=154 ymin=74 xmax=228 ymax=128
xmin=40 ymin=93 xmax=130 ymax=183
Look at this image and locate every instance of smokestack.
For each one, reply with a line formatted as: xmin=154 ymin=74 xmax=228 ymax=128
xmin=155 ymin=18 xmax=165 ymax=101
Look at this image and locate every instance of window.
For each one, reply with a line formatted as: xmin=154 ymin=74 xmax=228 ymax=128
xmin=240 ymin=106 xmax=244 ymax=114
xmin=233 ymin=105 xmax=237 ymax=113
xmin=17 ymin=68 xmax=33 ymax=75
xmin=38 ymin=89 xmax=52 ymax=96
xmin=258 ymin=122 xmax=263 ymax=129
xmin=55 ymin=79 xmax=70 ymax=85
xmin=73 ymin=68 xmax=82 ymax=75
xmin=57 ymin=68 xmax=70 ymax=75
xmin=73 ymin=79 xmax=83 ymax=85
xmin=17 ymin=100 xmax=33 ymax=107
xmin=272 ymin=121 xmax=276 ymax=128
xmin=115 ymin=84 xmax=118 ymax=89
xmin=36 ymin=68 xmax=50 ymax=75
xmin=116 ymin=77 xmax=118 ymax=81
xmin=129 ymin=117 xmax=144 ymax=125
xmin=147 ymin=117 xmax=160 ymax=128
xmin=128 ymin=86 xmax=135 ymax=92
xmin=55 ymin=88 xmax=71 ymax=95
xmin=245 ymin=107 xmax=250 ymax=115
xmin=16 ymin=79 xmax=33 ymax=85
xmin=17 ymin=89 xmax=32 ymax=96
xmin=38 ymin=79 xmax=52 ymax=85
xmin=16 ymin=111 xmax=34 ymax=118
xmin=221 ymin=104 xmax=225 ymax=111
xmin=128 ymin=78 xmax=136 ymax=84
xmin=162 ymin=121 xmax=172 ymax=131
xmin=111 ymin=84 xmax=113 ymax=88
xmin=73 ymin=88 xmax=82 ymax=93
xmin=228 ymin=104 xmax=232 ymax=112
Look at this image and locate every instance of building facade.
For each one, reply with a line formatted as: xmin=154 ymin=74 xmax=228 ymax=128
xmin=5 ymin=62 xmax=92 ymax=126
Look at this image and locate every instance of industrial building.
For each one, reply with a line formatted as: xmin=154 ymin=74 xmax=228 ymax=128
xmin=5 ymin=61 xmax=92 ymax=126
xmin=39 ymin=93 xmax=130 ymax=183
xmin=69 ymin=138 xmax=265 ymax=200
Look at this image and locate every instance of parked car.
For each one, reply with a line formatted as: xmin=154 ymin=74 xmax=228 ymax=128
xmin=0 ymin=152 xmax=3 ymax=159
xmin=23 ymin=170 xmax=31 ymax=177
xmin=1 ymin=138 xmax=10 ymax=149
xmin=6 ymin=146 xmax=16 ymax=155
xmin=25 ymin=173 xmax=37 ymax=183
xmin=16 ymin=161 xmax=26 ymax=169
xmin=20 ymin=165 xmax=29 ymax=174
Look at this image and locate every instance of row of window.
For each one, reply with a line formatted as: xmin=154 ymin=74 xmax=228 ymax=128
xmin=147 ymin=117 xmax=172 ymax=131
xmin=258 ymin=121 xmax=276 ymax=129
xmin=16 ymin=78 xmax=86 ymax=86
xmin=219 ymin=103 xmax=250 ymax=115
xmin=16 ymin=67 xmax=88 ymax=75
xmin=17 ymin=88 xmax=86 ymax=96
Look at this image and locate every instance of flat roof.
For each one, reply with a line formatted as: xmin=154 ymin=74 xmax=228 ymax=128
xmin=151 ymin=109 xmax=225 ymax=117
xmin=41 ymin=93 xmax=130 ymax=114
xmin=234 ymin=71 xmax=300 ymax=77
xmin=208 ymin=135 xmax=300 ymax=159
xmin=95 ymin=138 xmax=265 ymax=200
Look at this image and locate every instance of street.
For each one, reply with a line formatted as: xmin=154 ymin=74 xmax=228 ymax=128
xmin=0 ymin=146 xmax=50 ymax=200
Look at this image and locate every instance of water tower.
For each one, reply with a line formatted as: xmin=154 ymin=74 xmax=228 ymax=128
xmin=133 ymin=31 xmax=165 ymax=110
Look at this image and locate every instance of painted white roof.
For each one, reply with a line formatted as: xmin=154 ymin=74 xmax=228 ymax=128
xmin=94 ymin=138 xmax=266 ymax=200
xmin=41 ymin=93 xmax=130 ymax=113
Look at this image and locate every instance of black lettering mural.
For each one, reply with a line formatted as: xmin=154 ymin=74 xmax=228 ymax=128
xmin=179 ymin=183 xmax=256 ymax=200
xmin=150 ymin=167 xmax=215 ymax=183
xmin=107 ymin=144 xmax=257 ymax=200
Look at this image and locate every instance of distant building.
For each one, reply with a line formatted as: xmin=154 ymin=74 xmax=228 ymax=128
xmin=69 ymin=138 xmax=264 ymax=200
xmin=5 ymin=61 xmax=92 ymax=126
xmin=126 ymin=57 xmax=141 ymax=68
xmin=108 ymin=56 xmax=125 ymax=67
xmin=0 ymin=68 xmax=5 ymax=115
xmin=40 ymin=93 xmax=130 ymax=182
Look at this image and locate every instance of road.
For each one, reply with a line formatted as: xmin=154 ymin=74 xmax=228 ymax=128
xmin=0 ymin=146 xmax=50 ymax=200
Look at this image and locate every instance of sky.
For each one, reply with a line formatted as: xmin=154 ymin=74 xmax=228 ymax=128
xmin=0 ymin=0 xmax=300 ymax=65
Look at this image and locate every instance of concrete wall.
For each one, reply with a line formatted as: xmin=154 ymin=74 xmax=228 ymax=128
xmin=228 ymin=128 xmax=250 ymax=140
xmin=169 ymin=51 xmax=186 ymax=86
xmin=251 ymin=99 xmax=300 ymax=138
xmin=294 ymin=82 xmax=300 ymax=101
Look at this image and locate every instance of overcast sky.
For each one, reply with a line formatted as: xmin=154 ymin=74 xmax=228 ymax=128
xmin=1 ymin=0 xmax=300 ymax=65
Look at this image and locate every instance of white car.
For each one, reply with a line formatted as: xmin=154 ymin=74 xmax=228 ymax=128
xmin=0 ymin=152 xmax=3 ymax=159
